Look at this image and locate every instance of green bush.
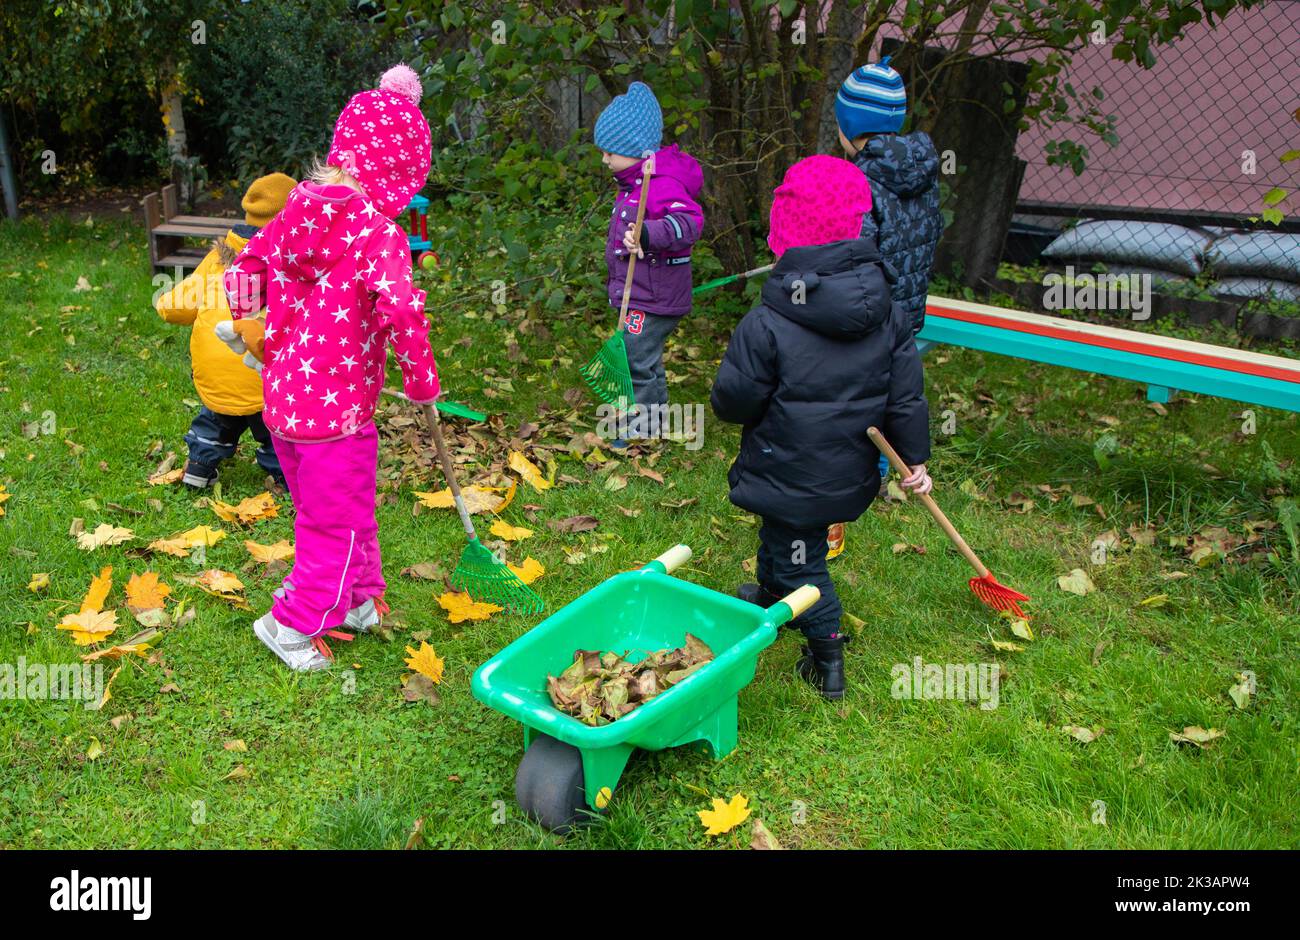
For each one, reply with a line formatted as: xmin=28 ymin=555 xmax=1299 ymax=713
xmin=188 ymin=0 xmax=392 ymax=186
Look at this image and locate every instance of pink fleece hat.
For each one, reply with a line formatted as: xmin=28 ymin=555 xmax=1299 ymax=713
xmin=327 ymin=64 xmax=432 ymax=218
xmin=767 ymin=154 xmax=873 ymax=257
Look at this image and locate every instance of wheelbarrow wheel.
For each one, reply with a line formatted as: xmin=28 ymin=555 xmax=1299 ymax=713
xmin=515 ymin=734 xmax=589 ymax=834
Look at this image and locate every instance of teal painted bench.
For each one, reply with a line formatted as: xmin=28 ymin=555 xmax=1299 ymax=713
xmin=917 ymin=297 xmax=1300 ymax=413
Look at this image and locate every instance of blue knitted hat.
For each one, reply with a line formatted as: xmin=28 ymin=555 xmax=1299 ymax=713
xmin=835 ymin=57 xmax=907 ymax=138
xmin=594 ymin=82 xmax=663 ymax=158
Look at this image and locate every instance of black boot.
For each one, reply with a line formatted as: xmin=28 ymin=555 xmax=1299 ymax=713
xmin=736 ymin=583 xmax=762 ymax=605
xmin=796 ymin=635 xmax=848 ymax=700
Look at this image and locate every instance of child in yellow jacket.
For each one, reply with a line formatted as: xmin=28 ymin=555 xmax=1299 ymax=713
xmin=155 ymin=173 xmax=296 ymax=488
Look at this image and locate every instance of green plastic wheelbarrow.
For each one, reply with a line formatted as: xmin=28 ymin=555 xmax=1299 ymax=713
xmin=470 ymin=544 xmax=819 ymax=832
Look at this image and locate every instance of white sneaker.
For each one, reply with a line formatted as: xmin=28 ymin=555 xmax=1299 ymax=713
xmin=271 ymin=587 xmax=378 ymax=634
xmin=253 ymin=613 xmax=331 ymax=671
xmin=342 ymin=598 xmax=381 ymax=633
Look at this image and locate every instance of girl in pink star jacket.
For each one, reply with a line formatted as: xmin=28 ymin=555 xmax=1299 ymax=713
xmin=223 ymin=64 xmax=438 ymax=671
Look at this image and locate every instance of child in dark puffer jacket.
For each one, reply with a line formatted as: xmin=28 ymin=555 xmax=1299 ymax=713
xmin=711 ymin=156 xmax=933 ymax=700
xmin=594 ymin=82 xmax=704 ymax=443
xmin=827 ymin=56 xmax=944 ymax=558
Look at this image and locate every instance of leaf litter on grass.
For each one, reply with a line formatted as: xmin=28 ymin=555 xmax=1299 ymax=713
xmin=546 ymin=634 xmax=714 ymax=726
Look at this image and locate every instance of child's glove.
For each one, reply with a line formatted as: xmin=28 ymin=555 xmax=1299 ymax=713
xmin=214 ymin=319 xmax=266 ymax=374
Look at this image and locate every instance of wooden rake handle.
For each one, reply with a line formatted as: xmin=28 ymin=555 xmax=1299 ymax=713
xmin=423 ymin=403 xmax=477 ymax=541
xmin=617 ymin=156 xmax=654 ymax=331
xmin=867 ymin=426 xmax=990 ymax=579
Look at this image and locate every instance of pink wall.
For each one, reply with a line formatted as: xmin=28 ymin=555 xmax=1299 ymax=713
xmin=866 ymin=1 xmax=1299 ymax=219
xmin=1011 ymin=2 xmax=1299 ymax=218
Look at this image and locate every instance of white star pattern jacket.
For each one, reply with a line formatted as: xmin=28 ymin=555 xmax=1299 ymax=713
xmin=223 ymin=181 xmax=440 ymax=443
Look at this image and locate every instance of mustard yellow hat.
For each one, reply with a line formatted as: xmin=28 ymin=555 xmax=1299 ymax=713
xmin=241 ymin=172 xmax=298 ymax=227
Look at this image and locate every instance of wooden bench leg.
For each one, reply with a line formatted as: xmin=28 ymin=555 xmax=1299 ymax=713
xmin=1146 ymin=384 xmax=1173 ymax=403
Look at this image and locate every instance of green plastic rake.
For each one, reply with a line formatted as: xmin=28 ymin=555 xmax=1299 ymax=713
xmin=580 ymin=157 xmax=654 ymax=411
xmin=691 ymin=263 xmax=774 ymax=296
xmin=422 ymin=403 xmax=544 ymax=614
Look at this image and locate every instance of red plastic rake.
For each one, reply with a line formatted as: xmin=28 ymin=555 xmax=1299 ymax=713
xmin=868 ymin=427 xmax=1031 ymax=619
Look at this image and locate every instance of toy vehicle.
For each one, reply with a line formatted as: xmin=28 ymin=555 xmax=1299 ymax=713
xmin=470 ymin=544 xmax=818 ymax=832
xmin=404 ymin=193 xmax=439 ymax=270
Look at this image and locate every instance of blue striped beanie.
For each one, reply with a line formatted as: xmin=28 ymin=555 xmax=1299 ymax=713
xmin=594 ymin=82 xmax=663 ymax=158
xmin=835 ymin=57 xmax=907 ymax=137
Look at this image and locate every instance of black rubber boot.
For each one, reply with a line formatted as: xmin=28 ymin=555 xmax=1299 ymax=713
xmin=736 ymin=583 xmax=762 ymax=605
xmin=796 ymin=635 xmax=848 ymax=700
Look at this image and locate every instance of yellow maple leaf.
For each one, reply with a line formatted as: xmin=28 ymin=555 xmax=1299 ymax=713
xmin=80 ymin=566 xmax=113 ymax=613
xmin=148 ymin=525 xmax=226 ymax=558
xmin=488 ymin=520 xmax=534 ymax=542
xmin=0 ymin=483 xmax=9 ymax=516
xmin=698 ymin=794 xmax=751 ymax=837
xmin=76 ymin=523 xmax=134 ymax=551
xmin=404 ymin=641 xmax=445 ymax=683
xmin=507 ymin=557 xmax=545 ymax=585
xmin=197 ymin=568 xmax=244 ymax=595
xmin=179 ymin=569 xmax=249 ymax=609
xmin=508 ymin=451 xmax=552 ymax=492
xmin=244 ymin=539 xmax=295 ymax=563
xmin=415 ymin=482 xmax=516 ymax=515
xmin=437 ymin=591 xmax=502 ymax=623
xmin=57 ymin=608 xmax=119 ymax=645
xmin=211 ymin=492 xmax=278 ymax=525
xmin=28 ymin=572 xmax=50 ymax=593
xmin=80 ymin=636 xmax=157 ymax=661
xmin=147 ymin=467 xmax=184 ymax=486
xmin=125 ymin=571 xmax=171 ymax=612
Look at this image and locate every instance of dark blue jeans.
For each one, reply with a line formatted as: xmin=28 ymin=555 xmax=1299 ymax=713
xmin=184 ymin=407 xmax=282 ymax=480
xmin=755 ymin=519 xmax=843 ymax=639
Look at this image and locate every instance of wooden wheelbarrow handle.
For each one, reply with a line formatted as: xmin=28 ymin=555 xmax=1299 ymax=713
xmin=867 ymin=426 xmax=990 ymax=579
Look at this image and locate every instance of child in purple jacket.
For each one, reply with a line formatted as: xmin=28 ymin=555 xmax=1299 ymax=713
xmin=594 ymin=82 xmax=704 ymax=443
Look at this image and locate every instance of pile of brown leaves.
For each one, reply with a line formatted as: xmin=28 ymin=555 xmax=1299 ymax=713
xmin=546 ymin=634 xmax=714 ymax=726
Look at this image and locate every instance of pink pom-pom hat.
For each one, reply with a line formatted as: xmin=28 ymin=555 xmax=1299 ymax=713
xmin=767 ymin=154 xmax=873 ymax=257
xmin=327 ymin=64 xmax=432 ymax=218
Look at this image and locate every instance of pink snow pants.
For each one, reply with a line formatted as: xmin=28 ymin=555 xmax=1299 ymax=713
xmin=271 ymin=422 xmax=384 ymax=637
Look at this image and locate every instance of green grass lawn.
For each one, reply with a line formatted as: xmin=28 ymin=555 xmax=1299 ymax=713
xmin=1 ymin=212 xmax=1297 ymax=849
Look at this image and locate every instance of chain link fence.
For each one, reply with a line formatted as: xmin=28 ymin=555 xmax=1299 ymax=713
xmin=1010 ymin=1 xmax=1300 ymax=312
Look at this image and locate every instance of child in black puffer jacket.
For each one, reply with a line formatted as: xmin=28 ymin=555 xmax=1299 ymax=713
xmin=711 ymin=155 xmax=933 ymax=699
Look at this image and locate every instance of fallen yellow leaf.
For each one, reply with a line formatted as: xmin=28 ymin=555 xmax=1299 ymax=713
xmin=80 ymin=629 xmax=159 ymax=661
xmin=27 ymin=572 xmax=50 ymax=593
xmin=125 ymin=571 xmax=171 ymax=612
xmin=150 ymin=538 xmax=190 ymax=558
xmin=507 ymin=557 xmax=545 ymax=585
xmin=210 ymin=492 xmax=279 ymax=525
xmin=177 ymin=525 xmax=227 ymax=547
xmin=244 ymin=538 xmax=295 ymax=563
xmin=508 ymin=450 xmax=552 ymax=492
xmin=57 ymin=608 xmax=119 ymax=645
xmin=1056 ymin=567 xmax=1096 ymax=595
xmin=0 ymin=484 xmax=8 ymax=516
xmin=81 ymin=566 xmax=114 ymax=612
xmin=698 ymin=794 xmax=751 ymax=837
xmin=147 ymin=467 xmax=184 ymax=486
xmin=178 ymin=569 xmax=249 ymax=609
xmin=488 ymin=520 xmax=534 ymax=542
xmin=89 ymin=665 xmax=122 ymax=711
xmin=76 ymin=523 xmax=134 ymax=551
xmin=404 ymin=641 xmax=445 ymax=683
xmin=437 ymin=591 xmax=502 ymax=623
xmin=415 ymin=482 xmax=516 ymax=515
